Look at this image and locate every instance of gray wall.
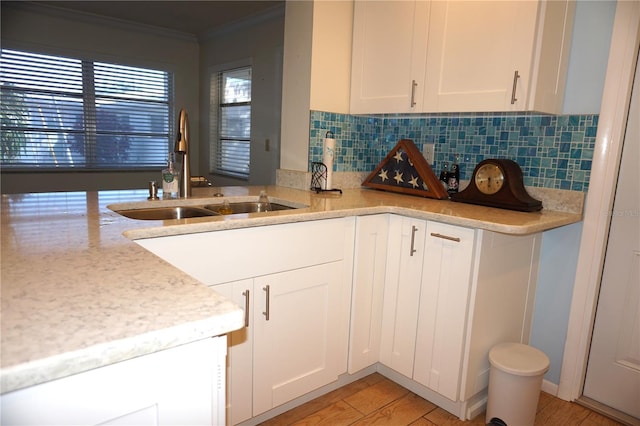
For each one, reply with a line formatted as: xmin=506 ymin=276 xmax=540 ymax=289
xmin=0 ymin=2 xmax=200 ymax=193
xmin=562 ymin=0 xmax=618 ymax=114
xmin=0 ymin=2 xmax=284 ymax=192
xmin=199 ymin=7 xmax=284 ymax=187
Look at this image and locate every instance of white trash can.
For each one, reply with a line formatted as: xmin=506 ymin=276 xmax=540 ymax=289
xmin=485 ymin=343 xmax=550 ymax=426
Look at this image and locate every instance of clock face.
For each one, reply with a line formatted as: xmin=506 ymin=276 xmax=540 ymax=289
xmin=474 ymin=163 xmax=505 ymax=195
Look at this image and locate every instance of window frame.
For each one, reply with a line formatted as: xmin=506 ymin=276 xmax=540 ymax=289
xmin=209 ymin=64 xmax=252 ymax=180
xmin=0 ymin=48 xmax=175 ymax=171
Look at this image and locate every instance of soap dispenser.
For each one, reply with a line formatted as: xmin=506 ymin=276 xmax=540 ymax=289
xmin=257 ymin=190 xmax=272 ymax=212
xmin=162 ymin=152 xmax=179 ymax=198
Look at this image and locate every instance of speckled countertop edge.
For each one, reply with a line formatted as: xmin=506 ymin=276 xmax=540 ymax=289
xmin=117 ymin=186 xmax=583 ymax=240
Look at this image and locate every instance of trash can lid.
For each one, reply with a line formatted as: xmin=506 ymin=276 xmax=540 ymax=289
xmin=489 ymin=343 xmax=550 ymax=376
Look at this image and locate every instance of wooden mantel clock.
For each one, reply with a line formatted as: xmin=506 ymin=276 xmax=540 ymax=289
xmin=450 ymin=159 xmax=542 ymax=212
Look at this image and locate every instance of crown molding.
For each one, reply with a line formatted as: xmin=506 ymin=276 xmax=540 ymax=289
xmin=201 ymin=3 xmax=285 ymax=41
xmin=8 ymin=2 xmax=198 ymax=43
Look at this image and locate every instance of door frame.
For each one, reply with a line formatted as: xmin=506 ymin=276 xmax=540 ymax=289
xmin=558 ymin=1 xmax=640 ymax=401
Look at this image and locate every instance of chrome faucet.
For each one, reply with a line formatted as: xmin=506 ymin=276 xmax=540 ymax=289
xmin=174 ymin=108 xmax=192 ymax=198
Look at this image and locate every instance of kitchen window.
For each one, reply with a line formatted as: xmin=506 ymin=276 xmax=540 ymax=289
xmin=210 ymin=66 xmax=252 ymax=179
xmin=0 ymin=48 xmax=173 ymax=170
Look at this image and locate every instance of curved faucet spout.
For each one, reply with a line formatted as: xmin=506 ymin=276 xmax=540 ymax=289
xmin=174 ymin=109 xmax=191 ymax=197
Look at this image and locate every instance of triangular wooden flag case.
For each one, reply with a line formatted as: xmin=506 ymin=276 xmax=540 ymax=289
xmin=362 ymin=139 xmax=448 ymax=199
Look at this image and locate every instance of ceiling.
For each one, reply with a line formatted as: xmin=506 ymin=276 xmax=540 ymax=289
xmin=30 ymin=1 xmax=284 ymax=38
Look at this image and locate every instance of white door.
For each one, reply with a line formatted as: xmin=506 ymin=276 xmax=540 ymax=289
xmin=582 ymin=53 xmax=640 ymax=419
xmin=252 ymin=262 xmax=347 ymax=415
xmin=350 ymin=0 xmax=430 ymax=113
xmin=413 ymin=222 xmax=475 ymax=401
xmin=423 ymin=0 xmax=538 ymax=112
xmin=379 ymin=216 xmax=426 ymax=378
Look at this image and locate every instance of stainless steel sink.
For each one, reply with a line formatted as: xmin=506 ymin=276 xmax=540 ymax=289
xmin=116 ymin=206 xmax=220 ymax=220
xmin=203 ymin=202 xmax=295 ymax=215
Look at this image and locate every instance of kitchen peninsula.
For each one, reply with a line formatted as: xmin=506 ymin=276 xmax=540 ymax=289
xmin=1 ymin=185 xmax=582 ymax=424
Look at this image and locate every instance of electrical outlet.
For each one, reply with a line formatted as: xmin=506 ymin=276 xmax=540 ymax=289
xmin=422 ymin=143 xmax=435 ymax=165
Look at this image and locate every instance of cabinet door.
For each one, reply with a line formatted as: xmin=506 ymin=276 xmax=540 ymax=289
xmin=423 ymin=1 xmax=539 ymax=112
xmin=252 ymin=261 xmax=348 ymax=415
xmin=413 ymin=222 xmax=475 ymax=401
xmin=214 ymin=280 xmax=254 ymax=426
xmin=350 ymin=0 xmax=430 ymax=113
xmin=349 ymin=214 xmax=389 ymax=373
xmin=379 ymin=216 xmax=426 ymax=378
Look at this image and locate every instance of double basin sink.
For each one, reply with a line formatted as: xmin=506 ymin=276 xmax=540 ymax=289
xmin=115 ymin=200 xmax=299 ymax=221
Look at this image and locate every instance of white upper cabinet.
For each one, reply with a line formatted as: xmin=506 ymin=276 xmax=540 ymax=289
xmin=350 ymin=0 xmax=575 ymax=114
xmin=423 ymin=0 xmax=575 ymax=113
xmin=350 ymin=0 xmax=431 ymax=113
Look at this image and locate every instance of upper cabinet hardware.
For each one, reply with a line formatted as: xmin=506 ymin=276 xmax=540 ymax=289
xmin=411 ymin=80 xmax=418 ymax=107
xmin=511 ymin=70 xmax=520 ymax=104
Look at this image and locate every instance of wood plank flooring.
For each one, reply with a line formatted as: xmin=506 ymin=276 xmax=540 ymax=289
xmin=259 ymin=373 xmax=624 ymax=426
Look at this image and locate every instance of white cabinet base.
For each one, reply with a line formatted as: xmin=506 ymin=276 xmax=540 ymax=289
xmin=1 ymin=337 xmax=227 ymax=426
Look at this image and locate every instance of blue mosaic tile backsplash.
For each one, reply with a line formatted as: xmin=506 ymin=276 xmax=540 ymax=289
xmin=309 ymin=111 xmax=598 ymax=192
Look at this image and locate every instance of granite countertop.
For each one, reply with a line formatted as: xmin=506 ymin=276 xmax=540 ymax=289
xmin=0 ymin=185 xmax=582 ymax=394
xmin=110 ymin=185 xmax=583 ymax=240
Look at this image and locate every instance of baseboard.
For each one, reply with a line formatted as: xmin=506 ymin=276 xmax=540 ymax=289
xmin=541 ymin=379 xmax=559 ymax=396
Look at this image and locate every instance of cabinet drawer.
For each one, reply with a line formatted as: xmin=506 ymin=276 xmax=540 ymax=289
xmin=136 ymin=218 xmax=354 ymax=286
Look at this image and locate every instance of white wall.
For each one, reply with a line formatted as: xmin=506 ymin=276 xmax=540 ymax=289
xmin=531 ymin=0 xmax=617 ymax=387
xmin=0 ymin=2 xmax=200 ymax=193
xmin=279 ymin=1 xmax=314 ymax=172
xmin=199 ymin=6 xmax=285 ymax=186
xmin=280 ymin=0 xmax=353 ymax=172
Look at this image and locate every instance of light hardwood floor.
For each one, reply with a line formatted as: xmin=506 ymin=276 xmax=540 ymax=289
xmin=259 ymin=373 xmax=624 ymax=426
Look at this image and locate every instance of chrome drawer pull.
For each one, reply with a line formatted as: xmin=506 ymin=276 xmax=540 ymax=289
xmin=242 ymin=290 xmax=250 ymax=328
xmin=263 ymin=285 xmax=270 ymax=321
xmin=410 ymin=225 xmax=418 ymax=256
xmin=430 ymin=232 xmax=461 ymax=243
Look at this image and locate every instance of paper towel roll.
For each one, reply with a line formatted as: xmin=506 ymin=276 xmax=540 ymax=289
xmin=322 ymin=136 xmax=336 ymax=190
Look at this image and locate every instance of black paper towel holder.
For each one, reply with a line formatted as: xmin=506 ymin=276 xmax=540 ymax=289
xmin=310 ymin=162 xmax=342 ymax=194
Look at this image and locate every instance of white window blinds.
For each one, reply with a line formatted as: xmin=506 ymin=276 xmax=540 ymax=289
xmin=210 ymin=66 xmax=251 ymax=179
xmin=0 ymin=49 xmax=173 ymax=169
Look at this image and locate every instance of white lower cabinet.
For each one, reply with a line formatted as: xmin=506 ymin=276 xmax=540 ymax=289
xmin=0 ymin=337 xmax=227 ymax=426
xmin=348 ymin=214 xmax=389 ymax=373
xmin=136 ymin=214 xmax=540 ymax=422
xmin=413 ymin=221 xmax=476 ymax=401
xmin=136 ymin=218 xmax=355 ymax=425
xmin=350 ymin=214 xmax=541 ymax=418
xmin=216 ymin=262 xmax=349 ymax=424
xmin=379 ymin=215 xmax=426 ymax=378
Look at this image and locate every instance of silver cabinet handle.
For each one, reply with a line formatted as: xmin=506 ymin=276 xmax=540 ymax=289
xmin=242 ymin=290 xmax=250 ymax=328
xmin=410 ymin=80 xmax=418 ymax=107
xmin=410 ymin=225 xmax=418 ymax=256
xmin=511 ymin=70 xmax=520 ymax=104
xmin=262 ymin=285 xmax=270 ymax=321
xmin=430 ymin=232 xmax=461 ymax=243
